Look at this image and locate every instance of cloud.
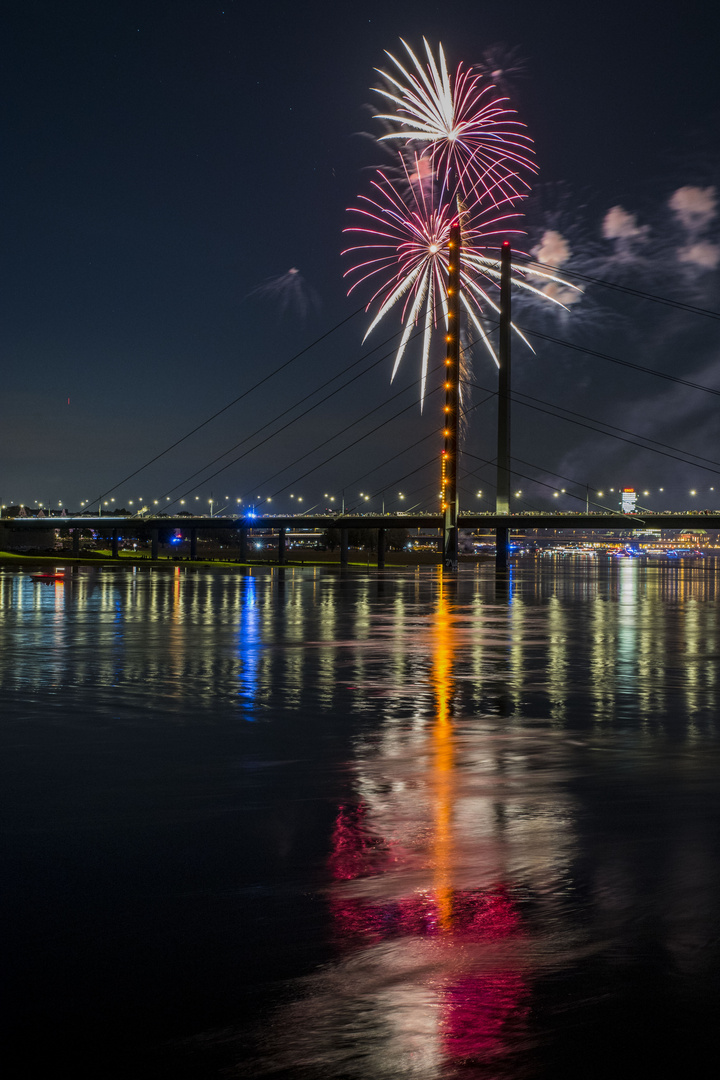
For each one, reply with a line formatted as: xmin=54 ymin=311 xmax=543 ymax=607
xmin=538 ymin=281 xmax=583 ymax=305
xmin=602 ymin=206 xmax=649 ymax=242
xmin=669 ymin=186 xmax=717 ymax=233
xmin=530 ymin=230 xmax=583 ymax=305
xmin=532 ymin=229 xmax=570 ymax=267
xmin=677 ymin=241 xmax=720 ymax=270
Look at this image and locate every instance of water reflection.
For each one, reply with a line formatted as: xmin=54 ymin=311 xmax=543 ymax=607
xmin=321 ymin=574 xmax=534 ymax=1075
xmin=229 ymin=561 xmax=720 ymax=1077
xmin=3 ymin=559 xmax=720 ymax=1076
xmin=1 ymin=560 xmax=718 ymax=730
xmin=240 ymin=571 xmax=584 ymax=1078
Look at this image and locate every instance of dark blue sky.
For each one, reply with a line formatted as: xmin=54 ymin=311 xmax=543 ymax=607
xmin=2 ymin=0 xmax=718 ymax=514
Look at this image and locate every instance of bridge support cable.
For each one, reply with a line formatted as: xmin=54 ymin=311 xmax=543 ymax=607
xmin=358 ymin=456 xmax=439 ymax=512
xmin=160 ymin=318 xmax=443 ymax=505
xmin=246 ymin=371 xmax=444 ymax=507
xmin=517 ymin=327 xmax=720 ymax=400
xmin=487 ymin=383 xmax=720 ymax=474
xmin=496 ymin=241 xmax=512 ymax=571
xmin=464 ymin=448 xmax=580 ymax=506
xmin=173 ymin=330 xmax=454 ymax=510
xmin=344 ymin=393 xmax=496 ymax=514
xmin=442 ymin=224 xmax=461 ymax=571
xmin=515 ymin=256 xmax=720 ymax=322
xmin=259 ymin=393 xmax=444 ymax=509
xmin=177 ymin=328 xmax=488 ymax=515
xmin=461 ymin=448 xmax=630 ymax=517
xmin=91 ymin=305 xmax=366 ymax=509
xmin=466 ymin=377 xmax=720 ymax=484
xmin=157 ymin=296 xmax=454 ymax=510
xmin=344 ymin=392 xmax=496 ymax=503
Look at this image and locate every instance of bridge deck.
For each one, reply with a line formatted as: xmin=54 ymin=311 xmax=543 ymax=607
xmin=3 ymin=512 xmax=720 ymax=531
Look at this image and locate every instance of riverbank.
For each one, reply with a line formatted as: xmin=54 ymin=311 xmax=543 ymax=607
xmin=0 ymin=548 xmax=464 ymax=570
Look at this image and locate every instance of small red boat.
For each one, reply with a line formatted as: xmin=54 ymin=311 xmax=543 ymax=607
xmin=30 ymin=572 xmax=67 ymax=582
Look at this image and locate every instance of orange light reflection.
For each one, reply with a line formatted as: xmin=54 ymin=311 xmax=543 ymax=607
xmin=431 ymin=570 xmax=454 ymax=932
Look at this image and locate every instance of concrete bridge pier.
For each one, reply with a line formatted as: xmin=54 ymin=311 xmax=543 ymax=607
xmin=190 ymin=528 xmax=197 ymax=560
xmin=240 ymin=527 xmax=248 ymax=563
xmin=111 ymin=529 xmax=119 ymax=558
xmin=72 ymin=529 xmax=80 ymax=557
xmin=377 ymin=528 xmax=386 ymax=569
xmin=278 ymin=527 xmax=287 ymax=565
xmin=151 ymin=529 xmax=159 ymax=560
xmin=496 ymin=527 xmax=509 ymax=570
xmin=340 ymin=528 xmax=348 ymax=567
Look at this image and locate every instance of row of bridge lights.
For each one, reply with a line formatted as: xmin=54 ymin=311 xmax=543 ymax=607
xmin=71 ymin=494 xmax=334 ymax=514
xmin=552 ymin=487 xmax=715 ymax=502
xmin=64 ymin=492 xmax=414 ymax=515
xmin=466 ymin=487 xmax=719 ymax=507
xmin=10 ymin=486 xmax=715 ymax=518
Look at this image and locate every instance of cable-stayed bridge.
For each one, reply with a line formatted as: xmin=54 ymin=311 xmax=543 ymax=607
xmin=3 ymin=510 xmax=719 ymax=567
xmin=5 ymin=248 xmax=718 ymax=569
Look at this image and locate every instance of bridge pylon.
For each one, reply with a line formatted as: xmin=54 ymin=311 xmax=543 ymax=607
xmin=495 ymin=240 xmax=512 ymax=570
xmin=442 ymin=223 xmax=461 ymax=571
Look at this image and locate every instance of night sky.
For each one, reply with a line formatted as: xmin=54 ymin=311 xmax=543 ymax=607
xmin=2 ymin=0 xmax=718 ymax=515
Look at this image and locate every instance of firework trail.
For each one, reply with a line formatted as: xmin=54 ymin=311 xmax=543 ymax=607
xmin=373 ymin=38 xmax=536 ymax=206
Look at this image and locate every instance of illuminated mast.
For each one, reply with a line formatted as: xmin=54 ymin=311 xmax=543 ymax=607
xmin=442 ymin=222 xmax=461 ymax=571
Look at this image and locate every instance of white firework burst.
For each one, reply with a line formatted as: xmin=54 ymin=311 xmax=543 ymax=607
xmin=373 ymin=38 xmax=537 ymax=206
xmin=343 ymin=160 xmax=577 ymax=409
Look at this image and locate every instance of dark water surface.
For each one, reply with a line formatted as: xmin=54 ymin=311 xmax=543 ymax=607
xmin=2 ymin=559 xmax=720 ymax=1077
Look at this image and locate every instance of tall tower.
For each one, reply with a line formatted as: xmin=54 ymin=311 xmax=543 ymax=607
xmin=442 ymin=223 xmax=461 ymax=571
xmin=495 ymin=240 xmax=512 ymax=569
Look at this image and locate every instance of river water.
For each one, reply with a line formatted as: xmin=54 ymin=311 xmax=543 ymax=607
xmin=2 ymin=558 xmax=720 ymax=1077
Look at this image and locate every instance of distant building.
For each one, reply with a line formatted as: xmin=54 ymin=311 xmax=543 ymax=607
xmin=621 ymin=488 xmax=637 ymax=513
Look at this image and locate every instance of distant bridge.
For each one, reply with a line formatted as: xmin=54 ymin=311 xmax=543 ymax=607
xmin=4 ymin=511 xmax=719 ymax=531
xmin=2 ymin=511 xmax=718 ymax=566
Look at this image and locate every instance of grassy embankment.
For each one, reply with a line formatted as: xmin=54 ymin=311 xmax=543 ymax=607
xmin=0 ymin=548 xmax=438 ymax=569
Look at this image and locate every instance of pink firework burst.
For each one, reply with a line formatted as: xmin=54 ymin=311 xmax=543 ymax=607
xmin=343 ymin=158 xmax=574 ymax=409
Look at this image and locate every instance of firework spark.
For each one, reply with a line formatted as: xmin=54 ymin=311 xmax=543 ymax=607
xmin=476 ymin=43 xmax=528 ymax=96
xmin=343 ymin=160 xmax=575 ymax=409
xmin=373 ymin=38 xmax=536 ymax=206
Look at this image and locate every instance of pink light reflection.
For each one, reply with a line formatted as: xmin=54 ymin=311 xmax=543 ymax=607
xmin=329 ymin=804 xmax=529 ymax=1064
